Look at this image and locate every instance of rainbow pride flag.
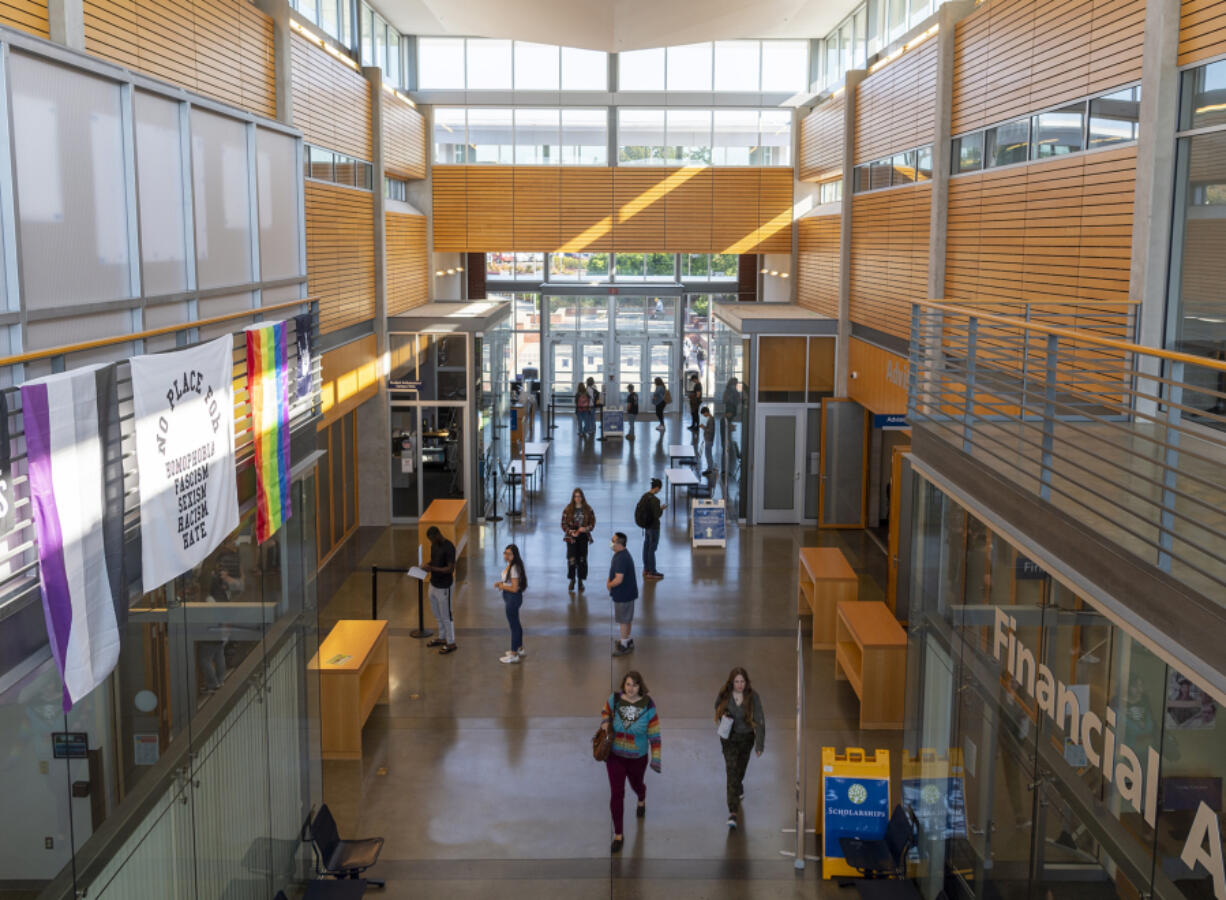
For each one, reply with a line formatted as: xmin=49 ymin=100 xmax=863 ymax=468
xmin=245 ymin=321 xmax=292 ymax=543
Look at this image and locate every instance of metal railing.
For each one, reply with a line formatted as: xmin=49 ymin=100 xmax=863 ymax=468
xmin=909 ymin=299 xmax=1226 ymax=602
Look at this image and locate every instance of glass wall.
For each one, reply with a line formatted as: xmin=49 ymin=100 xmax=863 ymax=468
xmin=1168 ymin=59 xmax=1226 ymax=425
xmin=712 ymin=312 xmax=748 ymax=519
xmin=418 ymin=38 xmax=609 ymax=90
xmin=906 ymin=473 xmax=1226 ymax=900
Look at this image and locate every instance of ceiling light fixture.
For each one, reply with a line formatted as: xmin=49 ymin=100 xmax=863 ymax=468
xmin=760 ymin=267 xmax=769 ymax=274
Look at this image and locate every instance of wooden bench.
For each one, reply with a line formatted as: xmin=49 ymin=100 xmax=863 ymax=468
xmin=834 ymin=601 xmax=907 ymax=729
xmin=418 ymin=498 xmax=468 ymax=565
xmin=309 ymin=619 xmax=390 ymax=760
xmin=797 ymin=547 xmax=859 ymax=649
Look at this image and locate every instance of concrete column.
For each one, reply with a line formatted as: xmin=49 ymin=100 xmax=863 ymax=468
xmin=254 ymin=0 xmax=295 ymax=125
xmin=926 ymin=0 xmax=977 ymax=300
xmin=1131 ymin=0 xmax=1182 ymax=352
xmin=404 ymin=105 xmax=436 ymax=298
xmin=48 ymin=0 xmax=84 ymax=51
xmin=359 ymin=66 xmax=391 ymax=526
xmin=835 ymin=69 xmax=867 ymax=397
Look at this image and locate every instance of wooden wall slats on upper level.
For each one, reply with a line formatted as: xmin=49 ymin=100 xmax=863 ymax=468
xmin=1180 ymin=0 xmax=1226 ymax=66
xmin=854 ymin=37 xmax=939 ymax=165
xmin=305 ymin=181 xmax=375 ymax=334
xmin=432 ymin=166 xmax=794 ymax=254
xmin=1 ymin=0 xmax=49 ymax=37
xmin=945 ymin=145 xmax=1136 ymax=329
xmin=382 ymin=92 xmax=427 ymax=180
xmin=952 ymin=0 xmax=1144 ymax=136
xmin=849 ymin=184 xmax=931 ymax=340
xmin=559 ymin=167 xmax=614 ymax=252
xmin=799 ymin=94 xmax=845 ymax=182
xmin=290 ymin=31 xmax=371 ymax=161
xmin=83 ymin=0 xmax=274 ymax=119
xmin=386 ymin=212 xmax=428 ymax=315
xmin=797 ymin=215 xmax=841 ymax=318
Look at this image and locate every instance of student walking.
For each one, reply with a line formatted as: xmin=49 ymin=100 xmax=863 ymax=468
xmin=423 ymin=526 xmax=458 ymax=655
xmin=633 ymin=478 xmax=665 ymax=580
xmin=687 ymin=373 xmax=702 ymax=431
xmin=714 ymin=667 xmax=765 ymax=829
xmin=575 ymin=383 xmax=593 ymax=437
xmin=700 ymin=406 xmax=716 ymax=476
xmin=600 ymin=670 xmax=662 ymax=853
xmin=625 ymin=384 xmax=639 ymax=440
xmin=607 ymin=532 xmax=638 ymax=656
xmin=561 ymin=488 xmax=596 ymax=592
xmin=652 ymin=378 xmax=667 ymax=432
xmin=494 ymin=544 xmax=527 ymax=664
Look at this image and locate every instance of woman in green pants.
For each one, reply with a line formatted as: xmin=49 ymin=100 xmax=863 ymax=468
xmin=714 ymin=666 xmax=764 ymax=829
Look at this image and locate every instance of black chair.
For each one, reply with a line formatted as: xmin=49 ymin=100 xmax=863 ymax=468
xmin=274 ymin=892 xmax=289 ymax=900
xmin=309 ymin=804 xmax=385 ymax=888
xmin=839 ymin=804 xmax=918 ymax=879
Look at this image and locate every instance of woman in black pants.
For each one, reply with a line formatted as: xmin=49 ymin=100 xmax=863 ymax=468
xmin=561 ymin=488 xmax=595 ymax=591
xmin=714 ymin=666 xmax=765 ymax=830
xmin=652 ymin=377 xmax=667 ymax=432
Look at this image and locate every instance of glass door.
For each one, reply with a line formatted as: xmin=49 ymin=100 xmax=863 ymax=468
xmin=616 ymin=341 xmax=643 ymax=407
xmin=391 ymin=406 xmax=420 ymax=520
xmin=649 ymin=340 xmax=677 ymax=409
xmin=580 ymin=341 xmax=606 ymax=390
xmin=550 ymin=341 xmax=575 ymax=404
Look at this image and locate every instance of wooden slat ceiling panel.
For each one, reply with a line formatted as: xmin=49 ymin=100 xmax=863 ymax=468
xmin=290 ymin=31 xmax=371 ymax=161
xmin=664 ymin=167 xmax=713 ymax=252
xmin=512 ymin=166 xmax=561 ymax=252
xmin=711 ymin=168 xmax=760 ymax=255
xmin=465 ymin=165 xmax=515 ymax=251
xmin=799 ymin=95 xmax=844 ymax=182
xmin=797 ymin=214 xmax=841 ymax=318
xmin=559 ymin=166 xmax=614 ymax=252
xmin=386 ymin=212 xmax=428 ymax=315
xmin=431 ymin=167 xmax=468 ymax=252
xmin=613 ymin=168 xmax=668 ymax=250
xmin=306 ymin=181 xmax=375 ymax=334
xmin=756 ymin=168 xmax=794 ymax=253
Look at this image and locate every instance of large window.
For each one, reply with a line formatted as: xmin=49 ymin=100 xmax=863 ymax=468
xmin=291 ymin=0 xmax=352 ymax=46
xmin=417 ymin=38 xmax=609 ymax=91
xmin=852 ymin=145 xmax=932 ymax=192
xmin=358 ymin=2 xmax=403 ymax=87
xmin=486 ymin=253 xmax=544 ymax=281
xmin=1167 ymin=59 xmax=1226 ymax=423
xmin=617 ymin=40 xmax=808 ymax=93
xmin=433 ymin=108 xmax=607 ymax=165
xmin=617 ymin=108 xmax=792 ymax=166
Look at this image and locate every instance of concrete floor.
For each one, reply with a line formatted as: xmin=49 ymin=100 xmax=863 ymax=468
xmin=317 ymin=412 xmax=898 ymax=898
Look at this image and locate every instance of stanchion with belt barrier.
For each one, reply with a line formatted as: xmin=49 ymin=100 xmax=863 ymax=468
xmin=370 ymin=565 xmax=433 ymax=638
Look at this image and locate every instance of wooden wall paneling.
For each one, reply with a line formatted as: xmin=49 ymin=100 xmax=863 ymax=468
xmin=797 ymin=215 xmax=841 ymax=318
xmin=0 ymin=0 xmax=48 ymax=37
xmin=664 ymin=167 xmax=712 ymax=251
xmin=306 ymin=182 xmax=376 ymax=334
xmin=944 ymin=174 xmax=984 ymax=300
xmin=973 ymin=167 xmax=1028 ymax=302
xmin=465 ymin=166 xmax=514 ymax=250
xmin=83 ymin=0 xmax=139 ymax=68
xmin=613 ymin=169 xmax=668 ymax=250
xmin=320 ymin=334 xmax=379 ymax=427
xmin=855 ymin=37 xmax=938 ymax=165
xmin=799 ymin=95 xmax=845 ymax=182
xmin=1179 ymin=0 xmax=1226 ymax=66
xmin=1021 ymin=155 xmax=1084 ymax=305
xmin=850 ymin=186 xmax=929 ymax=340
xmin=512 ymin=166 xmax=561 ymax=251
xmin=1075 ymin=146 xmax=1136 ymax=312
xmin=431 ymin=167 xmax=468 ymax=252
xmin=952 ymin=4 xmax=992 ymax=134
xmin=756 ymin=169 xmax=794 ymax=253
xmin=850 ymin=193 xmax=890 ymax=334
xmin=1027 ymin=0 xmax=1092 ymax=113
xmin=238 ymin=2 xmax=276 ymax=119
xmin=985 ymin=0 xmax=1035 ymax=126
xmin=383 ymin=93 xmax=427 ymax=179
xmin=291 ymin=31 xmax=372 ymax=161
xmin=194 ymin=0 xmax=246 ymax=110
xmin=386 ymin=212 xmax=428 ymax=315
xmin=137 ymin=0 xmax=198 ymax=93
xmin=1087 ymin=0 xmax=1146 ymax=95
xmin=711 ymin=168 xmax=760 ymax=254
xmin=559 ymin=166 xmax=614 ymax=252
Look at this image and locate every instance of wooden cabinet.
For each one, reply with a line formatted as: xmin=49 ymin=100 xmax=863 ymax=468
xmin=797 ymin=547 xmax=859 ymax=649
xmin=834 ymin=601 xmax=907 ymax=730
xmin=309 ymin=620 xmax=390 ymax=761
xmin=418 ymin=498 xmax=469 ymax=565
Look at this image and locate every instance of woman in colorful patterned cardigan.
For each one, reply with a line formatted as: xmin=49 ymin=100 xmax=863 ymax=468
xmin=600 ymin=670 xmax=662 ymax=853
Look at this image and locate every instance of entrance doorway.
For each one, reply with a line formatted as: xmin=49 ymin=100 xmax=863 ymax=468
xmin=753 ymin=405 xmax=807 ymax=523
xmin=390 ymin=403 xmax=466 ymax=522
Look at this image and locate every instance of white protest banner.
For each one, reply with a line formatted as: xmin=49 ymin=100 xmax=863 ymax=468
xmin=131 ymin=337 xmax=239 ymax=591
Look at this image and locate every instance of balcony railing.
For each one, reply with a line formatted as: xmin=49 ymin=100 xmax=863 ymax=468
xmin=909 ymin=299 xmax=1226 ymax=602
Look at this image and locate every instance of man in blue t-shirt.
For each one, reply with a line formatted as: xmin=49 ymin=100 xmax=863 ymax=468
xmin=607 ymin=532 xmax=639 ymax=657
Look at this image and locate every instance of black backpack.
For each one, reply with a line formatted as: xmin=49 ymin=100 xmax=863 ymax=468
xmin=634 ymin=494 xmax=655 ymax=529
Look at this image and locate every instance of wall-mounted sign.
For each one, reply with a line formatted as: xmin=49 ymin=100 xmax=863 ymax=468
xmin=52 ymin=732 xmax=88 ymax=759
xmin=849 ymin=339 xmax=909 ymax=416
xmin=872 ymin=413 xmax=908 ymax=430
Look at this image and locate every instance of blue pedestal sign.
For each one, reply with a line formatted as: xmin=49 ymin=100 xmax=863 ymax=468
xmin=691 ymin=499 xmax=726 ymax=548
xmin=820 ymin=746 xmax=892 ymax=878
xmin=602 ymin=408 xmax=624 ymax=439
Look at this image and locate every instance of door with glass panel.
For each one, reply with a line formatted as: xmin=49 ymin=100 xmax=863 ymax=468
xmin=616 ymin=341 xmax=644 ymax=408
xmin=549 ymin=342 xmax=575 ymax=405
xmin=753 ymin=406 xmax=807 ymax=523
xmin=819 ymin=398 xmax=868 ymax=527
xmin=649 ymin=341 xmax=678 ymax=409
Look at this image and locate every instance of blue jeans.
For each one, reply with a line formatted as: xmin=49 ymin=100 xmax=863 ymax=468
xmin=642 ymin=526 xmax=660 ymax=575
xmin=578 ymin=410 xmax=594 ymax=435
xmin=503 ymin=590 xmax=523 ymax=651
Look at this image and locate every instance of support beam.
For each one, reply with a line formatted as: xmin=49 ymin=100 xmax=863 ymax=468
xmin=835 ymin=69 xmax=866 ymax=398
xmin=254 ymin=0 xmax=295 ymax=125
xmin=47 ymin=0 xmax=84 ymax=51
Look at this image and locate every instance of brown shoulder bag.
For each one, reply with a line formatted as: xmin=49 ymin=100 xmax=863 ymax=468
xmin=592 ymin=725 xmax=612 ymax=762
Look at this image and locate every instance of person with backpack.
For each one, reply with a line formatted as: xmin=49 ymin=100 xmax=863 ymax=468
xmin=652 ymin=377 xmax=668 ymax=433
xmin=687 ymin=373 xmax=702 ymax=431
xmin=575 ymin=382 xmax=593 ymax=438
xmin=635 ymin=478 xmax=665 ymax=581
xmin=625 ymin=384 xmax=639 ymax=440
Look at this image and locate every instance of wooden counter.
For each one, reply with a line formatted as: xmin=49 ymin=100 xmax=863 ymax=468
xmin=309 ymin=619 xmax=390 ymax=760
xmin=418 ymin=498 xmax=469 ymax=565
xmin=796 ymin=547 xmax=859 ymax=649
xmin=834 ymin=601 xmax=907 ymax=730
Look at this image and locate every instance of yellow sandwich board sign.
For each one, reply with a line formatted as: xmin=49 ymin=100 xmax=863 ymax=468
xmin=821 ymin=747 xmax=891 ymax=879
